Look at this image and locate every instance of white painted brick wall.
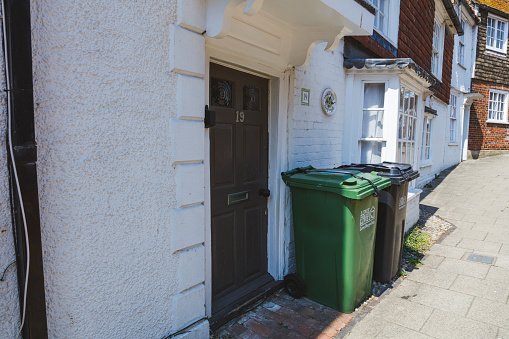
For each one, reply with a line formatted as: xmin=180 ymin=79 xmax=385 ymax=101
xmin=285 ymin=41 xmax=346 ymax=272
xmin=405 ymin=189 xmax=421 ymax=233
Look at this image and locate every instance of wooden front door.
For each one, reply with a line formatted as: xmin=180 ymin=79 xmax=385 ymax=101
xmin=209 ymin=63 xmax=273 ymax=318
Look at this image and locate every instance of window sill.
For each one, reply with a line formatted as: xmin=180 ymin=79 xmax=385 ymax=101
xmin=359 ymin=138 xmax=386 ymax=142
xmin=448 ymin=143 xmax=459 ymax=146
xmin=485 ymin=48 xmax=507 ymax=57
xmin=486 ymin=120 xmax=509 ymax=125
xmin=431 ymin=72 xmax=442 ymax=83
xmin=420 ymin=162 xmax=432 ymax=168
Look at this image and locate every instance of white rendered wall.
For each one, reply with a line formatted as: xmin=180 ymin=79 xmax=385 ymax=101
xmin=417 ymin=16 xmax=478 ymax=189
xmin=450 ymin=16 xmax=476 ymax=94
xmin=285 ymin=41 xmax=346 ymax=272
xmin=30 ymin=1 xmax=207 ymax=338
xmin=417 ymin=101 xmax=450 ymax=187
xmin=0 ymin=24 xmax=20 ymax=336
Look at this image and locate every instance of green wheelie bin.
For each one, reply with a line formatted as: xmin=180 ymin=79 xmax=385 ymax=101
xmin=281 ymin=166 xmax=391 ymax=313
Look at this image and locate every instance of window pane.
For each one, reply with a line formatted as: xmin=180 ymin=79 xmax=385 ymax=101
xmin=243 ymin=85 xmax=261 ymax=111
xmin=211 ymin=78 xmax=233 ymax=108
xmin=398 ymin=114 xmax=403 ymax=139
xmin=360 ymin=141 xmax=382 ymax=164
xmin=363 ymin=83 xmax=385 ymax=108
xmin=399 ymin=88 xmax=404 ymax=111
xmin=362 ymin=110 xmax=384 ymax=138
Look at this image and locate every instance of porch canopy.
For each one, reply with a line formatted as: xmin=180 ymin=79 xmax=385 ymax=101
xmin=206 ymin=0 xmax=375 ymax=67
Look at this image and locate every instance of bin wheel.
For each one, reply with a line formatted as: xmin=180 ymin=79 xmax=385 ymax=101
xmin=284 ymin=273 xmax=306 ymax=298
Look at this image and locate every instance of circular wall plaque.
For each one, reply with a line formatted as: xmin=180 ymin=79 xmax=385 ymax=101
xmin=321 ymin=88 xmax=337 ymax=115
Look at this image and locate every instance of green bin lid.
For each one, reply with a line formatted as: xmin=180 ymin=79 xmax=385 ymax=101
xmin=281 ymin=166 xmax=391 ymax=200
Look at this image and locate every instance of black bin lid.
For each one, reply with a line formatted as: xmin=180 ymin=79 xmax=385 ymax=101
xmin=335 ymin=162 xmax=419 ymax=185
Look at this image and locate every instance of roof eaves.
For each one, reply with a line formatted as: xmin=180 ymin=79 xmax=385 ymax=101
xmin=478 ymin=3 xmax=509 ymax=18
xmin=343 ymin=58 xmax=437 ymax=87
xmin=442 ymin=0 xmax=465 ymax=35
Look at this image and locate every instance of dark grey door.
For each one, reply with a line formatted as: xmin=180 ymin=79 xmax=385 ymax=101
xmin=209 ymin=63 xmax=272 ymax=316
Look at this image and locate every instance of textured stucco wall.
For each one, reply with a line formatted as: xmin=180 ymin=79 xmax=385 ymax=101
xmin=286 ymin=41 xmax=346 ymax=272
xmin=29 ymin=1 xmax=192 ymax=337
xmin=0 ymin=23 xmax=20 ymax=337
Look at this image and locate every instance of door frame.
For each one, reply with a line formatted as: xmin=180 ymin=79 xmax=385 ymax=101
xmin=204 ymin=46 xmax=290 ymax=317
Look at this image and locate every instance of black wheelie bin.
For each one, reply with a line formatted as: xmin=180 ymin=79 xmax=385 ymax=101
xmin=336 ymin=162 xmax=419 ymax=282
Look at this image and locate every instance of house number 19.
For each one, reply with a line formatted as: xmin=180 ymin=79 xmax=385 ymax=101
xmin=236 ymin=111 xmax=245 ymax=123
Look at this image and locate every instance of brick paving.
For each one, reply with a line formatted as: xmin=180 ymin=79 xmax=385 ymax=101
xmin=213 ymin=290 xmax=353 ymax=338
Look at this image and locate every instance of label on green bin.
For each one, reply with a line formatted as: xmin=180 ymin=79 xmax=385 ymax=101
xmin=360 ymin=206 xmax=376 ymax=231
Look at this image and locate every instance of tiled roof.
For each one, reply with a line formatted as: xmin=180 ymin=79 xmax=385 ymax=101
xmin=475 ymin=0 xmax=509 ymax=15
xmin=343 ymin=58 xmax=437 ymax=87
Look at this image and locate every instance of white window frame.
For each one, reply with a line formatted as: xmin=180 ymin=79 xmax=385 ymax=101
xmin=397 ymin=86 xmax=419 ymax=167
xmin=458 ymin=20 xmax=465 ymax=66
xmin=449 ymin=94 xmax=458 ymax=143
xmin=366 ymin=0 xmax=400 ymax=47
xmin=359 ymin=81 xmax=388 ymax=163
xmin=421 ymin=115 xmax=433 ymax=165
xmin=431 ymin=13 xmax=445 ymax=80
xmin=487 ymin=89 xmax=509 ymax=123
xmin=486 ymin=14 xmax=508 ymax=54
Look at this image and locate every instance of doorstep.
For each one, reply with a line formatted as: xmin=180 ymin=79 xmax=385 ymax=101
xmin=212 ymin=289 xmax=355 ymax=339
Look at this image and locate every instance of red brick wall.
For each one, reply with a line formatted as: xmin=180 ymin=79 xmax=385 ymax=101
xmin=350 ymin=0 xmax=454 ymax=104
xmin=398 ymin=0 xmax=453 ymax=104
xmin=351 ymin=36 xmax=394 ymax=59
xmin=434 ymin=27 xmax=454 ymax=104
xmin=397 ymin=0 xmax=434 ymax=71
xmin=469 ymin=79 xmax=509 ymax=151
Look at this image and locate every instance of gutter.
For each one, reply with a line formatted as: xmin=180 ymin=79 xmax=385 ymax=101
xmin=2 ymin=0 xmax=48 ymax=337
xmin=442 ymin=0 xmax=465 ymax=35
xmin=477 ymin=4 xmax=509 ymax=19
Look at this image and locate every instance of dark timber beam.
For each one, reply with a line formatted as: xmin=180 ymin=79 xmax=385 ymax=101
xmin=3 ymin=0 xmax=48 ymax=337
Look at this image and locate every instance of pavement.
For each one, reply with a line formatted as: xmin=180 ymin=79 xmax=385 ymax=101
xmin=341 ymin=154 xmax=509 ymax=339
xmin=214 ymin=155 xmax=509 ymax=339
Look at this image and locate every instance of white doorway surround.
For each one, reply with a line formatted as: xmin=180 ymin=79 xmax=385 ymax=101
xmin=169 ymin=0 xmax=376 ymax=334
xmin=202 ymin=0 xmax=376 ymax=321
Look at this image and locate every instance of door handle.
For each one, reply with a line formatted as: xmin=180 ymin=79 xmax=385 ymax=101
xmin=258 ymin=189 xmax=270 ymax=197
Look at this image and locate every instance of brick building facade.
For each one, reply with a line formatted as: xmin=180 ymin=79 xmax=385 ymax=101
xmin=346 ymin=0 xmax=457 ymax=105
xmin=468 ymin=1 xmax=509 ymax=157
xmin=342 ymin=0 xmax=470 ymax=229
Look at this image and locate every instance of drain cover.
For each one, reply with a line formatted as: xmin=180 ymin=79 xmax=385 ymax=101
xmin=466 ymin=254 xmax=495 ymax=265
